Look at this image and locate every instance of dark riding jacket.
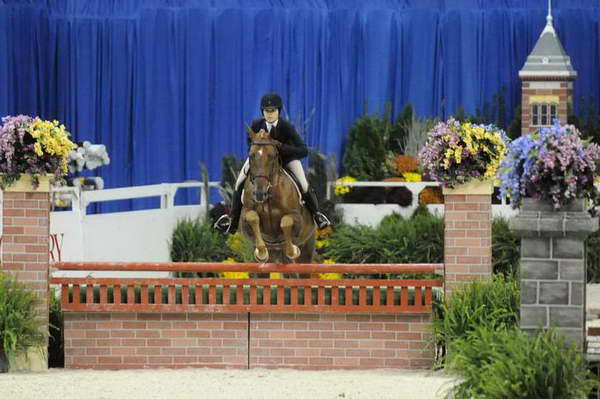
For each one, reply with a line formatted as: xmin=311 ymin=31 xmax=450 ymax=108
xmin=249 ymin=118 xmax=308 ymax=165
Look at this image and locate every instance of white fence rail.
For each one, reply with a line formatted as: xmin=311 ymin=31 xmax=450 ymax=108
xmin=50 ymin=181 xmax=221 ymax=266
xmin=49 ymin=180 xmax=599 ymax=265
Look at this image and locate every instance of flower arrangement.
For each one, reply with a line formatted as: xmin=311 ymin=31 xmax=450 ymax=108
xmin=498 ymin=121 xmax=600 ymax=210
xmin=334 ymin=176 xmax=356 ymax=196
xmin=418 ymin=118 xmax=509 ymax=188
xmin=0 ymin=115 xmax=76 ymax=189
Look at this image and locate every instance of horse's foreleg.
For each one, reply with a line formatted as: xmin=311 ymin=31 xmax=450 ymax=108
xmin=280 ymin=215 xmax=300 ymax=260
xmin=245 ymin=210 xmax=268 ymax=262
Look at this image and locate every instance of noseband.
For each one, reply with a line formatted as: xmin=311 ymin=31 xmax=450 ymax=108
xmin=249 ymin=141 xmax=280 ymax=202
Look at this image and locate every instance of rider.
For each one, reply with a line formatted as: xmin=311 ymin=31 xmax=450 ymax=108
xmin=214 ymin=93 xmax=331 ymax=234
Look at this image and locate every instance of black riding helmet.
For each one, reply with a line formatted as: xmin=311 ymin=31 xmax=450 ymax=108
xmin=260 ymin=93 xmax=283 ymax=113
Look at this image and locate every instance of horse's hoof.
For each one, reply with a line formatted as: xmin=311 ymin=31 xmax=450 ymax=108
xmin=287 ymin=245 xmax=300 ymax=260
xmin=254 ymin=248 xmax=269 ymax=262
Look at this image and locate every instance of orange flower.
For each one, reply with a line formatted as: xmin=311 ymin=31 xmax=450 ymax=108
xmin=394 ymin=155 xmax=419 ymax=175
xmin=419 ymin=187 xmax=444 ymax=204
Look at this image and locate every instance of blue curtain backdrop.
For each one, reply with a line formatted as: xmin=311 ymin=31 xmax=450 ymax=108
xmin=1 ymin=0 xmax=600 ymax=211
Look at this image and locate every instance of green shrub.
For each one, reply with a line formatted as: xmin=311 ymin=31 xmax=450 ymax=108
xmin=432 ymin=275 xmax=519 ymax=356
xmin=446 ymin=327 xmax=599 ymax=398
xmin=342 ymin=114 xmax=388 ymax=181
xmin=0 ymin=273 xmax=47 ymax=366
xmin=170 ymin=218 xmax=234 ymax=271
xmin=491 ymin=217 xmax=520 ymax=276
xmin=323 ymin=210 xmax=443 ymax=265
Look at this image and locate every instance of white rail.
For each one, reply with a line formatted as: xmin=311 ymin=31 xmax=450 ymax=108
xmin=52 ymin=181 xmax=221 ymax=216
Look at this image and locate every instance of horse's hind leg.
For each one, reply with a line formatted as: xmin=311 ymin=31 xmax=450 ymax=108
xmin=280 ymin=215 xmax=300 ymax=260
xmin=245 ymin=210 xmax=268 ymax=262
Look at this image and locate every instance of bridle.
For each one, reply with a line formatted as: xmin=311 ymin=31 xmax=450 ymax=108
xmin=248 ymin=141 xmax=281 ymax=203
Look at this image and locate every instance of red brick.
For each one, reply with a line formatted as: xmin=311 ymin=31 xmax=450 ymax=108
xmin=136 ymin=330 xmax=160 ymax=338
xmin=148 ymin=357 xmax=173 ymax=364
xmin=111 ymin=348 xmax=137 ymax=355
xmin=161 ymin=348 xmax=187 ymax=356
xmin=136 ymin=348 xmax=161 ymax=355
xmin=147 ymin=339 xmax=171 ymax=346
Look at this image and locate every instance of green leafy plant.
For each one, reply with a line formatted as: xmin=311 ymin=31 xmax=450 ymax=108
xmin=322 ymin=210 xmax=443 ymax=266
xmin=446 ymin=327 xmax=599 ymax=398
xmin=170 ymin=218 xmax=234 ymax=275
xmin=432 ymin=275 xmax=519 ymax=361
xmin=491 ymin=217 xmax=520 ymax=277
xmin=342 ymin=113 xmax=388 ymax=181
xmin=0 ymin=272 xmax=47 ymax=368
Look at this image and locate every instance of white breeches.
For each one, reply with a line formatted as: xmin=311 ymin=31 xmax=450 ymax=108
xmin=235 ymin=158 xmax=309 ymax=193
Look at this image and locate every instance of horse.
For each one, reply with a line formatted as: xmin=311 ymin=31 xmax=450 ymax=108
xmin=239 ymin=127 xmax=316 ymax=264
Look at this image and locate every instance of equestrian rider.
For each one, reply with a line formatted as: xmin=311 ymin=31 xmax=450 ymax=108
xmin=214 ymin=93 xmax=331 ymax=234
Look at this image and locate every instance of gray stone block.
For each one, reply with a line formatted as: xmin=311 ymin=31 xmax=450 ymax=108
xmin=570 ymin=282 xmax=584 ymax=306
xmin=557 ymin=328 xmax=584 ymax=350
xmin=521 ymin=198 xmax=556 ymax=212
xmin=552 ymin=238 xmax=584 ymax=259
xmin=539 ymin=282 xmax=569 ymax=304
xmin=559 ymin=260 xmax=585 ymax=280
xmin=521 ymin=306 xmax=547 ymax=328
xmin=521 ymin=260 xmax=558 ymax=280
xmin=521 ymin=238 xmax=550 ymax=258
xmin=549 ymin=307 xmax=583 ymax=328
xmin=521 ymin=328 xmax=540 ymax=337
xmin=521 ymin=281 xmax=538 ymax=305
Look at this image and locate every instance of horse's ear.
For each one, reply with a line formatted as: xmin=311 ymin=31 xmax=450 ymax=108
xmin=246 ymin=124 xmax=255 ymax=141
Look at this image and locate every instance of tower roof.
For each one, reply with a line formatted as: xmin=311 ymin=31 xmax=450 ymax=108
xmin=519 ymin=12 xmax=577 ymax=80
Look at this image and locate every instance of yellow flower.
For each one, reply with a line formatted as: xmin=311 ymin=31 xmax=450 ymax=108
xmin=269 ymin=273 xmax=282 ymax=279
xmin=26 ymin=118 xmax=76 ymax=176
xmin=33 ymin=142 xmax=43 ymax=156
xmin=318 ymin=273 xmax=343 ymax=280
xmin=595 ymin=176 xmax=600 ymax=184
xmin=402 ymin=172 xmax=422 ymax=182
xmin=221 ymin=272 xmax=249 ymax=279
xmin=323 ymin=259 xmax=335 ymax=264
xmin=316 ymin=239 xmax=329 ymax=249
xmin=334 ymin=176 xmax=356 ymax=196
xmin=316 ymin=225 xmax=333 ymax=238
xmin=226 ymin=232 xmax=244 ymax=253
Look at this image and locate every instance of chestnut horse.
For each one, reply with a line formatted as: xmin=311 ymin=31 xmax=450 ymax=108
xmin=240 ymin=128 xmax=316 ymax=264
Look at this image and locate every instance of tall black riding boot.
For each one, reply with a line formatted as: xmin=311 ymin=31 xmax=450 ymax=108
xmin=214 ymin=185 xmax=244 ymax=234
xmin=302 ymin=189 xmax=331 ymax=229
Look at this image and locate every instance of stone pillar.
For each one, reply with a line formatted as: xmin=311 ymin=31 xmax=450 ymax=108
xmin=511 ymin=198 xmax=598 ymax=349
xmin=443 ymin=181 xmax=493 ymax=296
xmin=1 ymin=175 xmax=51 ymax=371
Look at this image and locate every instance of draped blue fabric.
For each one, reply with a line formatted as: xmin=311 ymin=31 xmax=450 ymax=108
xmin=1 ymin=0 xmax=600 ymax=211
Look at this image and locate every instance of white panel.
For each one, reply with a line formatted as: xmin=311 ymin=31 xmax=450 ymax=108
xmin=528 ymin=81 xmax=562 ymax=89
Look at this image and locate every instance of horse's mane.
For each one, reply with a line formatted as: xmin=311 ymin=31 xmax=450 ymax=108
xmin=254 ymin=130 xmax=271 ymax=141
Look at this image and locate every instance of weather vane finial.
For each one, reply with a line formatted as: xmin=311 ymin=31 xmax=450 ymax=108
xmin=547 ymin=0 xmax=553 ymax=24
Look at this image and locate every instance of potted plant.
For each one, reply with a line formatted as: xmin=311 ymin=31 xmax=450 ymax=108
xmin=0 ymin=273 xmax=47 ymax=372
xmin=418 ymin=118 xmax=508 ymax=192
xmin=0 ymin=115 xmax=76 ymax=190
xmin=498 ymin=121 xmax=600 ymax=211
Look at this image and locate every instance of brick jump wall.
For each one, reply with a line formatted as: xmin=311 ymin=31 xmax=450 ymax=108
xmin=64 ymin=312 xmax=433 ymax=370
